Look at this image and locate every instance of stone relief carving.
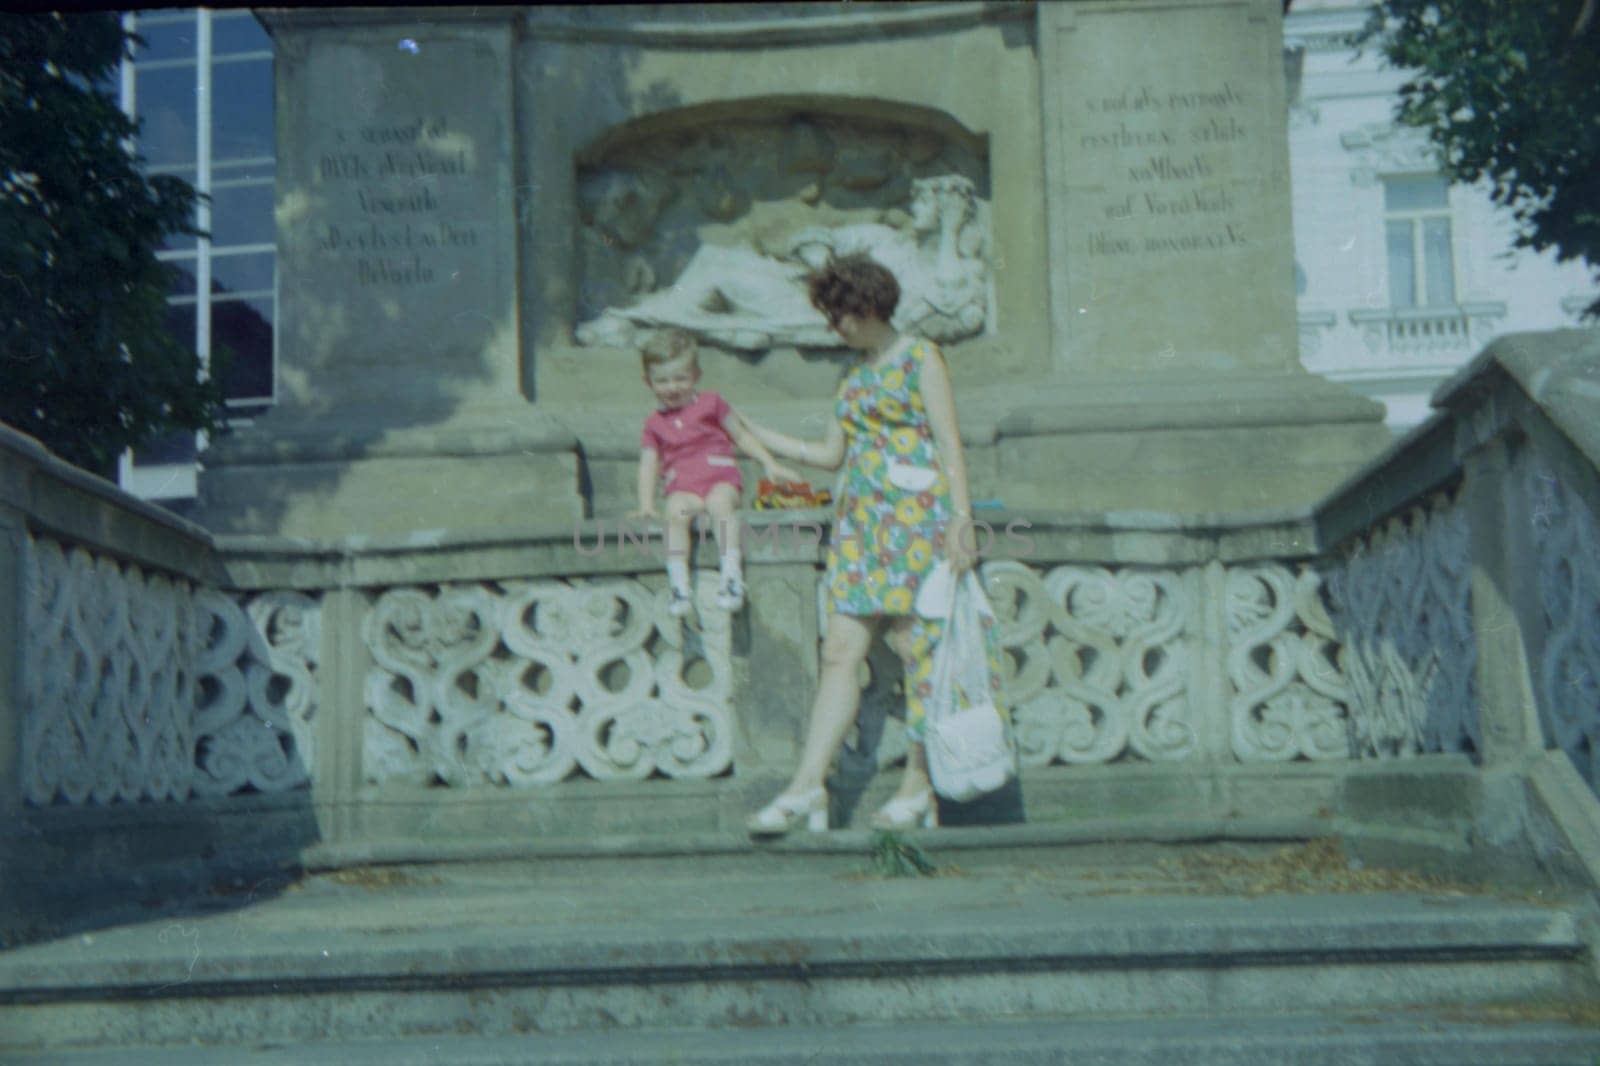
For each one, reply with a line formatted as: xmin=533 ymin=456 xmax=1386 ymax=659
xmin=1226 ymin=565 xmax=1351 ymax=761
xmin=1523 ymin=451 xmax=1600 ymax=792
xmin=1341 ymin=123 xmax=1440 ymax=188
xmin=362 ymin=575 xmax=734 ymax=787
xmin=833 ymin=558 xmax=1385 ymax=768
xmin=983 ymin=560 xmax=1196 ymax=765
xmin=1322 ymin=487 xmax=1478 ymax=759
xmin=21 ymin=537 xmax=197 ymax=805
xmin=573 ymin=113 xmax=991 ymax=351
xmin=19 ymin=533 xmax=323 ymax=806
xmin=193 ymin=590 xmax=321 ymax=797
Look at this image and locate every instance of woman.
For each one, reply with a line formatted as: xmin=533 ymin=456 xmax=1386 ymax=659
xmin=742 ymin=253 xmax=1003 ymax=834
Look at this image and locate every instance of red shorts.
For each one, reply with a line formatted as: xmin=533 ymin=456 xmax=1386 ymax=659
xmin=664 ymin=452 xmax=743 ymax=499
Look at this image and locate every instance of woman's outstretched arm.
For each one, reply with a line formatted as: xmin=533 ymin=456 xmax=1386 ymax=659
xmin=738 ymin=412 xmax=847 ymax=472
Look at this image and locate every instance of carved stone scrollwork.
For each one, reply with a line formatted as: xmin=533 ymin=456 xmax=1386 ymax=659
xmin=1341 ymin=123 xmax=1439 ymax=187
xmin=1226 ymin=565 xmax=1351 ymax=761
xmin=192 ymin=590 xmax=321 ymax=796
xmin=362 ymin=576 xmax=734 ymax=787
xmin=984 ymin=560 xmax=1195 ymax=765
xmin=21 ymin=537 xmax=197 ymax=806
xmin=1524 ymin=453 xmax=1600 ymax=791
xmin=1323 ymin=487 xmax=1478 ymax=759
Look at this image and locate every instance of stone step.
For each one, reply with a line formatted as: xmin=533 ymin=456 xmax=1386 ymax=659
xmin=14 ymin=1011 xmax=1600 ymax=1066
xmin=1 ymin=860 xmax=1593 ymax=1054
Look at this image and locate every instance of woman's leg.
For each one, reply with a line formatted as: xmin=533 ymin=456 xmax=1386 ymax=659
xmin=781 ymin=612 xmax=880 ymax=796
xmin=886 ymin=616 xmax=936 ymax=800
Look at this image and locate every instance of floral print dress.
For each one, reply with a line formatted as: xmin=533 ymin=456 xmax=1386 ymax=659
xmin=823 ymin=336 xmax=1008 ymax=743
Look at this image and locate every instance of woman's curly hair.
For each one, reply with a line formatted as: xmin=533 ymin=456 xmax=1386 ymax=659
xmin=807 ymin=254 xmax=900 ymax=326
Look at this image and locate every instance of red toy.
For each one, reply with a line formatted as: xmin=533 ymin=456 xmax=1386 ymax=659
xmin=755 ymin=478 xmax=833 ymax=510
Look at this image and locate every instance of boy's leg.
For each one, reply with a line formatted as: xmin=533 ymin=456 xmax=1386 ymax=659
xmin=705 ymin=481 xmax=742 ymax=558
xmin=664 ymin=492 xmax=705 ymax=602
xmin=705 ymin=482 xmax=745 ymax=605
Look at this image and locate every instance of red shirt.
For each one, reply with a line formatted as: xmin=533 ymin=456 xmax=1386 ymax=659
xmin=641 ymin=390 xmax=735 ymax=472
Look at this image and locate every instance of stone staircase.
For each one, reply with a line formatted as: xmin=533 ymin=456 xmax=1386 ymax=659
xmin=5 ymin=834 xmax=1600 ymax=1064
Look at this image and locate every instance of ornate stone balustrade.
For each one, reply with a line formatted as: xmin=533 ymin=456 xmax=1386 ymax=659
xmin=1521 ymin=434 xmax=1600 ymax=791
xmin=846 ymin=547 xmax=1356 ymax=772
xmin=361 ymin=576 xmax=734 ymax=787
xmin=1316 ymin=329 xmax=1600 ymax=799
xmin=3 ymin=332 xmax=1596 ymax=858
xmin=1321 ymin=486 xmax=1477 ymax=759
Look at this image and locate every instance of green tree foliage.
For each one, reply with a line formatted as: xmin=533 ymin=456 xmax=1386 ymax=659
xmin=1357 ymin=1 xmax=1600 ymax=317
xmin=1 ymin=12 xmax=226 ymax=478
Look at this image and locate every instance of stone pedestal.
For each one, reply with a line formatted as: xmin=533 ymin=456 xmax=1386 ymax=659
xmin=1023 ymin=0 xmax=1387 ymax=511
xmin=200 ymin=2 xmax=1386 ymax=538
xmin=198 ymin=9 xmax=582 ymax=538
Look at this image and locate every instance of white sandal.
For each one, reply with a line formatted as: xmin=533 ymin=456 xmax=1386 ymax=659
xmin=747 ymin=787 xmax=828 ymax=836
xmin=870 ymin=789 xmax=938 ymax=830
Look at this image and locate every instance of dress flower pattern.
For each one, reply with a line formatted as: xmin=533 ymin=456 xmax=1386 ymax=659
xmin=823 ymin=337 xmax=1007 ymax=742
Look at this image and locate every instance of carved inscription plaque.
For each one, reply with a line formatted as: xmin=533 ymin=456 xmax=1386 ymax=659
xmin=1053 ymin=3 xmax=1297 ymax=372
xmin=280 ymin=39 xmax=503 ymax=374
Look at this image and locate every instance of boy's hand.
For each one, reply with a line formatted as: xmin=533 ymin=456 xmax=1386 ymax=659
xmin=765 ymin=462 xmax=802 ymax=484
xmin=626 ymin=505 xmax=658 ymax=521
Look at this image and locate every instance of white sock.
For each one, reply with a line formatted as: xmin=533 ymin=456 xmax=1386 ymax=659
xmin=720 ymin=551 xmax=742 ymax=583
xmin=666 ymin=558 xmax=690 ymax=595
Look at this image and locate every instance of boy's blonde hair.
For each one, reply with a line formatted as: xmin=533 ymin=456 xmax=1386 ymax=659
xmin=640 ymin=329 xmax=698 ymax=374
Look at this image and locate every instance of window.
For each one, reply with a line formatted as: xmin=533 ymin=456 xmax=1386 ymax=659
xmin=119 ymin=11 xmax=277 ymax=492
xmin=1383 ymin=175 xmax=1456 ymax=309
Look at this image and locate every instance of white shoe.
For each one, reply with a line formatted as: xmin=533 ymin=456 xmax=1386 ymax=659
xmin=668 ymin=588 xmax=693 ymax=617
xmin=870 ymin=790 xmax=938 ymax=830
xmin=714 ymin=575 xmax=745 ymax=611
xmin=747 ymin=786 xmax=828 ymax=836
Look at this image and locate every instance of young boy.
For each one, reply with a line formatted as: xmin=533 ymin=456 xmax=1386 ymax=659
xmin=628 ymin=330 xmax=799 ymax=616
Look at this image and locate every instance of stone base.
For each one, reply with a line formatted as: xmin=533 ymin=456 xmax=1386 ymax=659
xmin=195 ymin=404 xmax=583 ymax=539
xmin=573 ymin=371 xmax=1390 ymax=518
xmin=971 ymin=370 xmax=1391 ymax=514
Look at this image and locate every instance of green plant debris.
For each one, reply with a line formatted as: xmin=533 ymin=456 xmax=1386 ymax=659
xmin=869 ymin=829 xmax=939 ymax=878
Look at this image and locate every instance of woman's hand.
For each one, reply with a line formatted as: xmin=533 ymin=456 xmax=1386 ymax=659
xmin=626 ymin=504 xmax=659 ymax=521
xmin=764 ymin=461 xmax=802 ymax=484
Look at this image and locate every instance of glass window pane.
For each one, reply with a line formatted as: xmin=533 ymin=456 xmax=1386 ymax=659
xmin=209 ymin=182 xmax=275 ymax=248
xmin=162 ymin=257 xmax=199 ymax=296
xmin=132 ymin=302 xmax=200 ymax=468
xmin=213 ymin=158 xmax=276 ymax=182
xmin=212 ymin=59 xmax=274 ymax=162
xmin=163 ymin=300 xmax=197 ymax=352
xmin=133 ymin=427 xmax=198 ymax=467
xmin=212 ymin=14 xmax=272 ymax=56
xmin=1386 ymin=221 xmax=1416 ymax=308
xmin=1383 ymin=174 xmax=1449 ymax=212
xmin=154 ymin=167 xmax=199 ymax=252
xmin=212 ymin=297 xmax=275 ymax=402
xmin=211 ymin=251 xmax=275 ymax=295
xmin=134 ymin=65 xmax=197 ymax=168
xmin=132 ymin=16 xmax=198 ymax=63
xmin=1423 ymin=218 xmax=1456 ymax=306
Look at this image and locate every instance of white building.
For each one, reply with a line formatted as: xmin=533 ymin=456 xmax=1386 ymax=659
xmin=111 ymin=4 xmax=1597 ymax=504
xmin=1285 ymin=0 xmax=1597 ymax=429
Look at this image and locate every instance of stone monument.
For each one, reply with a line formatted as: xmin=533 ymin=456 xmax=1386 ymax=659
xmin=198 ymin=1 xmax=1385 ymax=539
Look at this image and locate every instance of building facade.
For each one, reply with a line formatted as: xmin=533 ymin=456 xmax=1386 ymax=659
xmin=1285 ymin=0 xmax=1597 ymax=428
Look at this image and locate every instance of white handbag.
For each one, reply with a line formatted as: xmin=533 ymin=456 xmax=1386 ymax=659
xmin=923 ymin=569 xmax=1015 ymax=802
